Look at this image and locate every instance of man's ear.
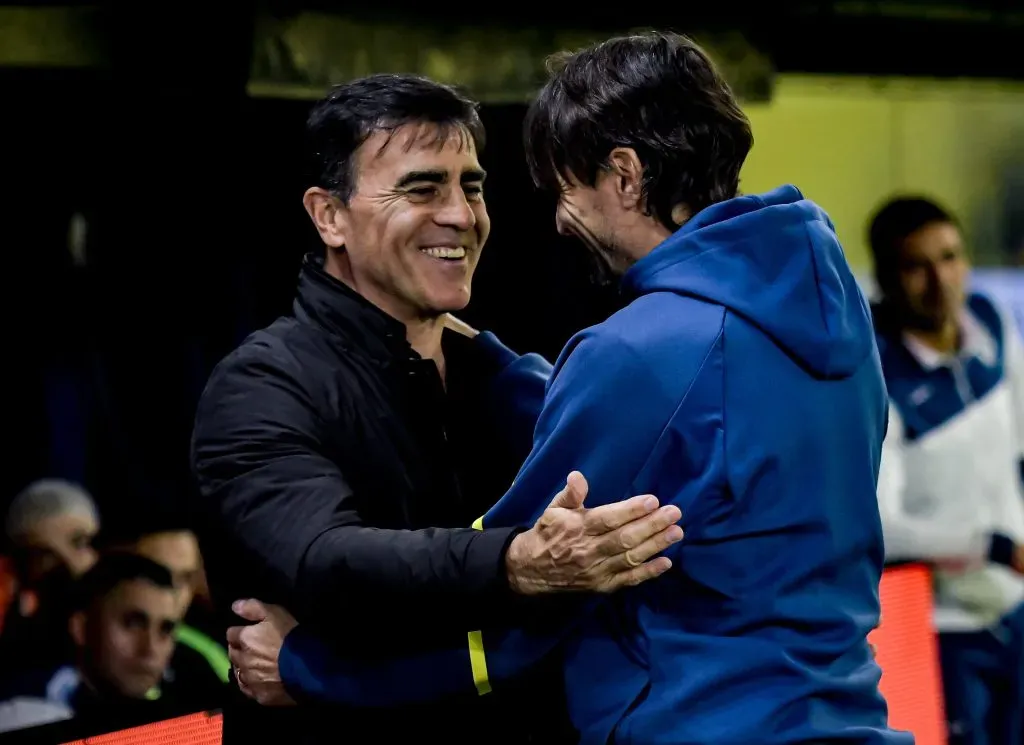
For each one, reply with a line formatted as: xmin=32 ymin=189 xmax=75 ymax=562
xmin=302 ymin=187 xmax=347 ymax=248
xmin=607 ymin=148 xmax=645 ymax=208
xmin=69 ymin=610 xmax=86 ymax=647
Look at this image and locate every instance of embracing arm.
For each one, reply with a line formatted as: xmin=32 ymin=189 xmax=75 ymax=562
xmin=191 ymin=347 xmax=519 ymax=629
xmin=270 ymin=331 xmax=685 ymax=706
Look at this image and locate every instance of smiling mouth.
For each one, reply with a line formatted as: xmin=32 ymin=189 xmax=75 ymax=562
xmin=421 ymin=246 xmax=467 ymax=261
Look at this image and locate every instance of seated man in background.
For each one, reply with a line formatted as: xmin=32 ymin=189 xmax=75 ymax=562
xmin=0 ymin=479 xmax=100 ymax=687
xmin=3 ymin=479 xmax=99 ymax=587
xmin=101 ymin=509 xmax=228 ymax=714
xmin=0 ymin=553 xmax=189 ymax=737
xmin=869 ymin=196 xmax=1024 ymax=745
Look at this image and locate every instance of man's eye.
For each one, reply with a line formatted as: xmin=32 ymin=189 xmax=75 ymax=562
xmin=465 ymin=186 xmax=484 ymax=196
xmin=408 ymin=187 xmax=435 ymax=196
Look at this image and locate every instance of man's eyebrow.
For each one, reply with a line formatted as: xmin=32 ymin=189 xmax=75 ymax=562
xmin=395 ymin=168 xmax=487 ymax=188
xmin=395 ymin=170 xmax=447 ymax=188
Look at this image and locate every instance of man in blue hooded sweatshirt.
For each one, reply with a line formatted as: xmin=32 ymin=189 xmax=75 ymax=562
xmin=229 ymin=32 xmax=910 ymax=745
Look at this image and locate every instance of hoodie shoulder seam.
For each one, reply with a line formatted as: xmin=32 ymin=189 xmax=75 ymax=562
xmin=618 ymin=307 xmax=727 ymax=493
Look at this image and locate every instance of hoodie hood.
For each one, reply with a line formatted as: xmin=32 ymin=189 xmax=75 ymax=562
xmin=621 ymin=185 xmax=873 ymax=379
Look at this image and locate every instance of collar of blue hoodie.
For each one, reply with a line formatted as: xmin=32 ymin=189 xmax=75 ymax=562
xmin=621 ymin=184 xmax=874 ymax=380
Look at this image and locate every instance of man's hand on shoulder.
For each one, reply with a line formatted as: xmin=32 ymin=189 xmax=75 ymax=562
xmin=505 ymin=471 xmax=684 ymax=595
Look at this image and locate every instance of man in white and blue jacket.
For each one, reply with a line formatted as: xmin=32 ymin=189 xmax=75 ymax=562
xmin=230 ymin=33 xmax=910 ymax=744
xmin=870 ymin=196 xmax=1024 ymax=745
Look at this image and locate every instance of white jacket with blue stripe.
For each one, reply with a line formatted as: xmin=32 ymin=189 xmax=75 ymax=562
xmin=876 ymin=293 xmax=1024 ymax=631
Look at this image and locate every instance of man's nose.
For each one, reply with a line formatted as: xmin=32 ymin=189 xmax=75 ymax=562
xmin=437 ymin=190 xmax=476 ymax=231
xmin=138 ymin=630 xmax=161 ymax=658
xmin=554 ymin=208 xmax=571 ymax=237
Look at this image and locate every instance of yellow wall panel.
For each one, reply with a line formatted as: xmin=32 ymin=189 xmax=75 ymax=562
xmin=740 ymin=75 xmax=1024 ymax=269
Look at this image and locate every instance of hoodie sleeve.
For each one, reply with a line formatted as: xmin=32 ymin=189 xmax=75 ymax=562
xmin=473 ymin=331 xmax=552 ymax=461
xmin=278 ymin=330 xmax=681 ymax=706
xmin=877 ymin=404 xmax=1015 ymax=566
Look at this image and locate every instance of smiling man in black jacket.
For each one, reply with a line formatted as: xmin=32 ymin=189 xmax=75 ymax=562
xmin=190 ymin=74 xmax=682 ymax=744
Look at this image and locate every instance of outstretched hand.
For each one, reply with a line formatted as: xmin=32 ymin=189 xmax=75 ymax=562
xmin=504 ymin=471 xmax=683 ymax=595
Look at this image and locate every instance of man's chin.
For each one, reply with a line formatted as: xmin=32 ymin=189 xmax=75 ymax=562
xmin=425 ymin=296 xmax=471 ymax=318
xmin=906 ymin=311 xmax=951 ymax=333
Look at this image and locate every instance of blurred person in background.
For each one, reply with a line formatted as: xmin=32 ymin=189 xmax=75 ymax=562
xmin=870 ymin=196 xmax=1024 ymax=745
xmin=192 ymin=72 xmax=680 ymax=745
xmin=0 ymin=553 xmax=187 ymax=736
xmin=0 ymin=480 xmax=99 ymax=690
xmin=4 ymin=479 xmax=99 ymax=584
xmin=229 ymin=32 xmax=906 ymax=745
xmin=101 ymin=510 xmax=228 ymax=714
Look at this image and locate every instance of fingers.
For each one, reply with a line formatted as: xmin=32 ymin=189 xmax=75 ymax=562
xmin=601 ymin=556 xmax=673 ymax=592
xmin=601 ymin=522 xmax=684 ymax=575
xmin=228 ymin=647 xmax=255 ymax=699
xmin=226 ymin=625 xmax=245 ymax=648
xmin=609 ymin=505 xmax=682 ymax=553
xmin=232 ymin=599 xmax=268 ymax=623
xmin=548 ymin=471 xmax=589 ymax=510
xmin=584 ymin=495 xmax=667 ymax=536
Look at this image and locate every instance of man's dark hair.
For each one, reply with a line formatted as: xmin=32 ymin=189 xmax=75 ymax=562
xmin=306 ymin=73 xmax=485 ymax=202
xmin=868 ymin=196 xmax=958 ymax=295
xmin=72 ymin=552 xmax=174 ymax=612
xmin=524 ymin=31 xmax=753 ymax=229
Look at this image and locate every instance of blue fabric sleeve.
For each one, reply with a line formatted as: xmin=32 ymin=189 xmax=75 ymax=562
xmin=276 ymin=331 xmax=678 ymax=706
xmin=474 ymin=331 xmax=552 ymax=457
xmin=278 ymin=624 xmax=477 ymax=707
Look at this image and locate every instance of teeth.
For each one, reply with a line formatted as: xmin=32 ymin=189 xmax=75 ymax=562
xmin=422 ymin=246 xmax=466 ymax=260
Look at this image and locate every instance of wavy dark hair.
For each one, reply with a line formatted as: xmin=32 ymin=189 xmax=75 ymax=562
xmin=306 ymin=74 xmax=485 ymax=202
xmin=524 ymin=31 xmax=753 ymax=229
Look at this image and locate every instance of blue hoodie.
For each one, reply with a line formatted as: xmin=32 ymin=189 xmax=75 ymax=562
xmin=278 ymin=185 xmax=911 ymax=744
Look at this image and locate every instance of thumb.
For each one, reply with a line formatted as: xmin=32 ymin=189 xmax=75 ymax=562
xmin=549 ymin=471 xmax=588 ymax=510
xmin=232 ymin=599 xmax=268 ymax=623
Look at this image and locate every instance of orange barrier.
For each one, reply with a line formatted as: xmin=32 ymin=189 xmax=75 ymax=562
xmin=55 ymin=567 xmax=946 ymax=745
xmin=869 ymin=564 xmax=947 ymax=745
xmin=60 ymin=712 xmax=222 ymax=745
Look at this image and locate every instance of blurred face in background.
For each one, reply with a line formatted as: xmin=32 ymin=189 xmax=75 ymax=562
xmin=132 ymin=531 xmax=201 ymax=617
xmin=17 ymin=510 xmax=98 ymax=584
xmin=71 ymin=579 xmax=180 ymax=699
xmin=894 ymin=221 xmax=969 ymax=332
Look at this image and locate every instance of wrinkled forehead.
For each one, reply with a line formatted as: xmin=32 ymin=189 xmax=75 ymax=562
xmin=356 ymin=121 xmax=481 ymax=179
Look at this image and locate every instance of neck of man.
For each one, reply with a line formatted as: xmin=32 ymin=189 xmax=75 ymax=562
xmin=623 ymin=203 xmax=688 ymax=264
xmin=406 ymin=317 xmax=446 ymax=380
xmin=325 ymin=249 xmax=447 ymax=380
xmin=905 ymin=320 xmax=960 ymax=356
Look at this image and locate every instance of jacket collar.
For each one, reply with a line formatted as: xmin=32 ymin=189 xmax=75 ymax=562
xmin=293 ymin=253 xmax=415 ymax=364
